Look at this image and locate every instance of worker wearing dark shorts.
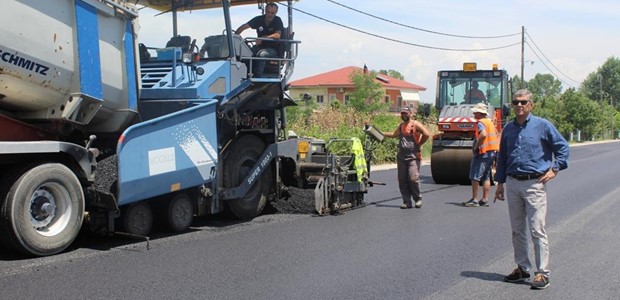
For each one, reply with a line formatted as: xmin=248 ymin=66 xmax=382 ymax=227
xmin=383 ymin=107 xmax=430 ymax=209
xmin=464 ymin=103 xmax=499 ymax=207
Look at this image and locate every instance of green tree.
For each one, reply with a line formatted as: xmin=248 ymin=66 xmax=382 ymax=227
xmin=347 ymin=70 xmax=387 ymax=113
xmin=512 ymin=75 xmax=526 ymax=90
xmin=561 ymin=89 xmax=600 ymax=140
xmin=579 ymin=57 xmax=620 ymax=138
xmin=532 ymin=94 xmax=565 ymax=133
xmin=527 ymin=74 xmax=562 ymax=99
xmin=379 ymin=69 xmax=405 ymax=80
xmin=581 ymin=56 xmax=620 ymax=108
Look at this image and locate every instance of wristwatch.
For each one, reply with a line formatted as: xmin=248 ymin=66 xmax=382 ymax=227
xmin=551 ymin=166 xmax=559 ymax=173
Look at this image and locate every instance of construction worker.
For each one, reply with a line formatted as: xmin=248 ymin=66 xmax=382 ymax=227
xmin=235 ymin=2 xmax=283 ymax=77
xmin=464 ymin=80 xmax=487 ymax=104
xmin=383 ymin=107 xmax=430 ymax=209
xmin=463 ymin=103 xmax=499 ymax=207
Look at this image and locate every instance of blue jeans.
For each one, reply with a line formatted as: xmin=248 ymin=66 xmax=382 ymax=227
xmin=469 ymin=154 xmax=494 ymax=182
xmin=251 ymin=46 xmax=277 ymax=77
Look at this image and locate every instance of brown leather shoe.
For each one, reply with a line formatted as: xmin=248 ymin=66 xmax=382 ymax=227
xmin=504 ymin=266 xmax=530 ymax=282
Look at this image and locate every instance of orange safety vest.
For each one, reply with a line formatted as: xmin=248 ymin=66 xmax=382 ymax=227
xmin=476 ymin=118 xmax=499 ymax=154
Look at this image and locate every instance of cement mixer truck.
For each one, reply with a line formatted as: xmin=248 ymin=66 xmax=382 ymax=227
xmin=430 ymin=63 xmax=512 ymax=184
xmin=0 ymin=0 xmax=375 ymax=256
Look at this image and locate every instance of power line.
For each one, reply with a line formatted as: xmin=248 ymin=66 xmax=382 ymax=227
xmin=525 ymin=41 xmax=575 ymax=89
xmin=525 ymin=31 xmax=581 ymax=84
xmin=326 ymin=0 xmax=521 ymax=39
xmin=286 ymin=4 xmax=521 ymax=52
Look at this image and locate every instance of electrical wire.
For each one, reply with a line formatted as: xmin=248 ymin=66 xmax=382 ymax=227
xmin=526 ymin=31 xmax=581 ymax=84
xmin=286 ymin=4 xmax=521 ymax=52
xmin=282 ymin=2 xmax=580 ymax=88
xmin=326 ymin=0 xmax=521 ymax=39
xmin=525 ymin=41 xmax=575 ymax=89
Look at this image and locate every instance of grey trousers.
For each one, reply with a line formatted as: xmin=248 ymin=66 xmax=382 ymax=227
xmin=397 ymin=159 xmax=421 ymax=206
xmin=506 ymin=177 xmax=550 ymax=276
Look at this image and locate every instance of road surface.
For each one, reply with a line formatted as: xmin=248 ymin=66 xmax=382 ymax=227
xmin=1 ymin=141 xmax=619 ymax=299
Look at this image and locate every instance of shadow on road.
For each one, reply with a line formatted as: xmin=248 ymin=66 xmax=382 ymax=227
xmin=461 ymin=270 xmax=505 ymax=281
xmin=461 ymin=270 xmax=531 ymax=286
xmin=446 ymin=201 xmax=467 ymax=207
xmin=0 ymin=213 xmax=264 ymax=261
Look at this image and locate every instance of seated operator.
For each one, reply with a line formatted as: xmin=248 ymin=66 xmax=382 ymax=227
xmin=235 ymin=2 xmax=283 ymax=77
xmin=464 ymin=80 xmax=487 ymax=103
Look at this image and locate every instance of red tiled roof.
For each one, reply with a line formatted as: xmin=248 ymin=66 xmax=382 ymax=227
xmin=289 ymin=66 xmax=426 ymax=91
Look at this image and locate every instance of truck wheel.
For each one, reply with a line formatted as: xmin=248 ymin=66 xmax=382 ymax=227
xmin=0 ymin=163 xmax=84 ymax=256
xmin=166 ymin=193 xmax=193 ymax=232
xmin=121 ymin=202 xmax=153 ymax=236
xmin=224 ymin=135 xmax=271 ymax=220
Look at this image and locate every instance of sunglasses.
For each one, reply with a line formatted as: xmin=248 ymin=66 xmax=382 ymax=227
xmin=512 ymin=100 xmax=530 ymax=106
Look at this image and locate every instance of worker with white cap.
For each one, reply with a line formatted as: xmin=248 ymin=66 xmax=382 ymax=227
xmin=463 ymin=103 xmax=499 ymax=207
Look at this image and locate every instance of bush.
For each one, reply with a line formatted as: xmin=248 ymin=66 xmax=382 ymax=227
xmin=287 ymin=105 xmax=437 ymax=164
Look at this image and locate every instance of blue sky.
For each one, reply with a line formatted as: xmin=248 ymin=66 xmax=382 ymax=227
xmin=136 ymin=0 xmax=619 ymax=103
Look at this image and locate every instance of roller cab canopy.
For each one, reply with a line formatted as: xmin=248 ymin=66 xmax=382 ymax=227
xmin=134 ymin=0 xmax=292 ymax=12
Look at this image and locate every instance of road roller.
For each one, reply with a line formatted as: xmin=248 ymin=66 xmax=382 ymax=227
xmin=430 ymin=63 xmax=512 ymax=184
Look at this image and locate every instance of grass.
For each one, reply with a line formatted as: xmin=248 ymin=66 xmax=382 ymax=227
xmin=287 ymin=106 xmax=439 ymax=164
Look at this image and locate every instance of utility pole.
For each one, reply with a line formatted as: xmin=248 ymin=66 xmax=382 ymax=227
xmin=520 ymin=26 xmax=525 ymax=88
xmin=612 ymin=96 xmax=615 ymax=139
xmin=598 ymin=74 xmax=605 ymax=139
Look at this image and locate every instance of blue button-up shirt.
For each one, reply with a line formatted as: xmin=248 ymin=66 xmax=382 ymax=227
xmin=495 ymin=114 xmax=569 ymax=183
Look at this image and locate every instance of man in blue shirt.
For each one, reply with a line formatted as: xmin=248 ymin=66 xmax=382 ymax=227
xmin=494 ymin=89 xmax=569 ymax=290
xmin=235 ymin=2 xmax=284 ymax=77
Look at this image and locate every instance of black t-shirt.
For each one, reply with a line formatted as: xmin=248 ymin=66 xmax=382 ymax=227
xmin=247 ymin=15 xmax=284 ymax=50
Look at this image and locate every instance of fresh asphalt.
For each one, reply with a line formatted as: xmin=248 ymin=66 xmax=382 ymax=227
xmin=0 ymin=141 xmax=618 ymax=299
xmin=373 ymin=140 xmax=620 ymax=299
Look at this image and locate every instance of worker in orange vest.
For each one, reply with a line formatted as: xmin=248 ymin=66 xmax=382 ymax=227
xmin=463 ymin=103 xmax=499 ymax=207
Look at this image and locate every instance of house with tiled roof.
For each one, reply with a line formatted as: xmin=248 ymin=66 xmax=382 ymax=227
xmin=288 ymin=66 xmax=426 ymax=111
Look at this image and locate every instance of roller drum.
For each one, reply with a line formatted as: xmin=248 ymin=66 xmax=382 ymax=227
xmin=430 ymin=146 xmax=473 ymax=184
